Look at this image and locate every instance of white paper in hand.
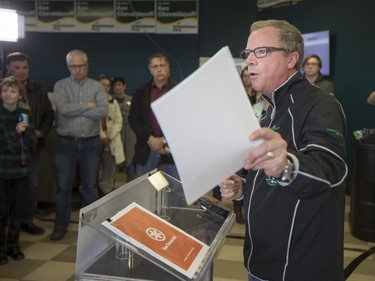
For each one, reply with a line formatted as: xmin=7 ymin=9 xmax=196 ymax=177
xmin=151 ymin=46 xmax=263 ymax=204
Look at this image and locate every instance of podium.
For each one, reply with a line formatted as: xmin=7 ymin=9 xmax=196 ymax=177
xmin=75 ymin=171 xmax=235 ymax=280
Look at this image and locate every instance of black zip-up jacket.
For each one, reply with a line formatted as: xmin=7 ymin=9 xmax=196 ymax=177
xmin=244 ymin=72 xmax=347 ymax=281
xmin=24 ymin=79 xmax=55 ymax=151
xmin=129 ymin=78 xmax=177 ymax=165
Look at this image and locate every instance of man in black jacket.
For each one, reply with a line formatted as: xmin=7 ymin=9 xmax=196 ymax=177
xmin=303 ymin=54 xmax=335 ymax=96
xmin=129 ymin=53 xmax=185 ymax=207
xmin=6 ymin=52 xmax=55 ymax=235
xmin=219 ymin=20 xmax=347 ymax=281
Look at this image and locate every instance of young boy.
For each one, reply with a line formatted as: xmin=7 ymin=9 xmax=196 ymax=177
xmin=0 ymin=76 xmax=35 ymax=265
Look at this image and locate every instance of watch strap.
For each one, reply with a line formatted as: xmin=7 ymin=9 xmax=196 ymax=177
xmin=277 ymin=156 xmax=296 ymax=183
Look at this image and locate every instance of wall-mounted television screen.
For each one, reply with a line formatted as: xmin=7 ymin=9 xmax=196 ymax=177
xmin=302 ymin=30 xmax=330 ymax=76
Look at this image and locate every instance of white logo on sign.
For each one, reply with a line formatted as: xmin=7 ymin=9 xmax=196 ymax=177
xmin=146 ymin=227 xmax=166 ymax=241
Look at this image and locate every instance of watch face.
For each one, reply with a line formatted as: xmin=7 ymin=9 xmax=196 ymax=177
xmin=281 ymin=159 xmax=295 ymax=183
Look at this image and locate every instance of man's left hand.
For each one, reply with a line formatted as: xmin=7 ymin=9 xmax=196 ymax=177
xmin=147 ymin=135 xmax=164 ymax=154
xmin=244 ymin=128 xmax=288 ymax=178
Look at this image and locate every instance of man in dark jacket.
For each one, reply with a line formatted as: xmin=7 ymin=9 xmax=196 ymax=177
xmin=303 ymin=54 xmax=335 ymax=96
xmin=129 ymin=53 xmax=185 ymax=207
xmin=219 ymin=20 xmax=347 ymax=281
xmin=6 ymin=52 xmax=55 ymax=235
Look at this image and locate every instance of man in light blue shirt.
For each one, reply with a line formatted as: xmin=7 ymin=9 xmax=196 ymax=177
xmin=51 ymin=49 xmax=108 ymax=241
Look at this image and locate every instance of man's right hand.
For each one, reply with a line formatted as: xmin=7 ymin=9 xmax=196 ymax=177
xmin=219 ymin=174 xmax=244 ymax=200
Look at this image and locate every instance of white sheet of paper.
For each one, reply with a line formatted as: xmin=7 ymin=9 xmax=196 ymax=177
xmin=151 ymin=46 xmax=263 ymax=204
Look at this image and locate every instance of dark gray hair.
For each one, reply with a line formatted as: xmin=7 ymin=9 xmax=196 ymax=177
xmin=250 ymin=19 xmax=304 ymax=70
xmin=148 ymin=53 xmax=169 ymax=65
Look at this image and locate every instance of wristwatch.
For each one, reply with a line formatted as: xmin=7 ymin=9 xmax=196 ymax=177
xmin=277 ymin=157 xmax=296 ymax=183
xmin=161 ymin=137 xmax=171 ymax=154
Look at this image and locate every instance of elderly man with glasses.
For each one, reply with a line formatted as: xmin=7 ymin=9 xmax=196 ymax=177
xmin=51 ymin=49 xmax=108 ymax=241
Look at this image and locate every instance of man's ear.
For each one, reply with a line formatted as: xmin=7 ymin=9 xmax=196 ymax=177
xmin=287 ymin=51 xmax=299 ymax=69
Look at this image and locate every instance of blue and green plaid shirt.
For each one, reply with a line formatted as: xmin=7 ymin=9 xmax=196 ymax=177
xmin=0 ymin=106 xmax=35 ymax=179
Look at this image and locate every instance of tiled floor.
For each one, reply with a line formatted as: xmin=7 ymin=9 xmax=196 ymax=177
xmin=1 ymin=176 xmax=375 ymax=281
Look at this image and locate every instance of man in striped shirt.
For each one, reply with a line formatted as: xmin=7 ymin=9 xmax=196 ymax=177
xmin=51 ymin=50 xmax=108 ymax=241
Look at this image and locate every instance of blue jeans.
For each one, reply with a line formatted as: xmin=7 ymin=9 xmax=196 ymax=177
xmin=125 ymin=163 xmax=135 ymax=182
xmin=22 ymin=150 xmax=42 ymax=224
xmin=135 ymin=150 xmax=185 ymax=207
xmin=53 ymin=136 xmax=100 ymax=230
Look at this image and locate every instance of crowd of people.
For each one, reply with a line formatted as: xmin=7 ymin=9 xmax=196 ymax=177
xmin=1 ymin=18 xmax=350 ymax=280
xmin=0 ymin=49 xmax=185 ymax=265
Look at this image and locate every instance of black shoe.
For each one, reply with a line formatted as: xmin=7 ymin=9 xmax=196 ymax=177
xmin=50 ymin=228 xmax=67 ymax=241
xmin=6 ymin=247 xmax=25 ymax=261
xmin=21 ymin=223 xmax=45 ymax=235
xmin=0 ymin=249 xmax=8 ymax=265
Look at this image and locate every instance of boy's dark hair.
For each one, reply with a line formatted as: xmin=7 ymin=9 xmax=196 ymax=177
xmin=6 ymin=52 xmax=29 ymax=65
xmin=0 ymin=76 xmax=26 ymax=98
xmin=111 ymin=76 xmax=125 ymax=88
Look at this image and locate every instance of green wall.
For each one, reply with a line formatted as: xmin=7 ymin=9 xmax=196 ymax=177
xmin=1 ymin=32 xmax=200 ymax=94
xmin=1 ymin=0 xmax=257 ymax=94
xmin=199 ymin=0 xmax=257 ymax=57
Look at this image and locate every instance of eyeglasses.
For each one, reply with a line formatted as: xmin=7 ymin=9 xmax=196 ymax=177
xmin=150 ymin=63 xmax=168 ymax=70
xmin=239 ymin=47 xmax=287 ymax=59
xmin=69 ymin=64 xmax=87 ymax=69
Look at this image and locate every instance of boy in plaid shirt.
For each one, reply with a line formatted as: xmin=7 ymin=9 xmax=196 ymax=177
xmin=0 ymin=76 xmax=35 ymax=265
